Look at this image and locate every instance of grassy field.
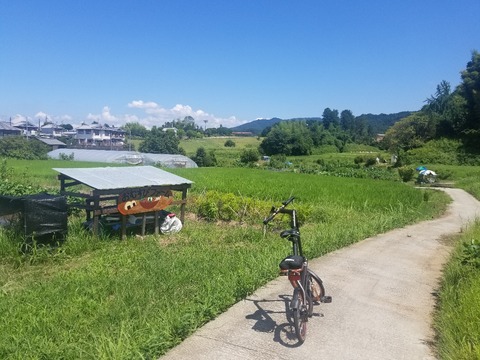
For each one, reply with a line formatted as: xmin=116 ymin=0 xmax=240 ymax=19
xmin=0 ymin=159 xmax=452 ymax=359
xmin=2 ymin=146 xmax=480 ymax=360
xmin=180 ymin=136 xmax=262 ymax=167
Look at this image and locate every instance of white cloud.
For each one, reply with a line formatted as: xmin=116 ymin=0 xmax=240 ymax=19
xmin=6 ymin=102 xmax=247 ymax=130
xmin=126 ymin=101 xmax=244 ymax=129
xmin=35 ymin=111 xmax=49 ymax=120
xmin=128 ymin=100 xmax=159 ymax=110
xmin=87 ymin=106 xmax=121 ymax=124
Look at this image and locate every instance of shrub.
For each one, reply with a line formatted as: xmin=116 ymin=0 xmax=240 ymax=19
xmin=240 ymin=149 xmax=260 ymax=164
xmin=59 ymin=152 xmax=74 ymax=161
xmin=224 ymin=139 xmax=236 ymax=147
xmin=0 ymin=136 xmax=50 ymax=160
xmin=364 ymin=157 xmax=377 ymax=167
xmin=354 ymin=156 xmax=364 ymax=164
xmin=461 ymin=239 xmax=480 ymax=268
xmin=398 ymin=166 xmax=415 ymax=182
xmin=194 ymin=191 xmax=266 ymax=222
xmin=270 ymin=154 xmax=288 ymax=169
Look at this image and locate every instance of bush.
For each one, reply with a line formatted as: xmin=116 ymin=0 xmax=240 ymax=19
xmin=398 ymin=166 xmax=415 ymax=182
xmin=461 ymin=239 xmax=480 ymax=268
xmin=194 ymin=191 xmax=266 ymax=222
xmin=354 ymin=156 xmax=364 ymax=164
xmin=270 ymin=154 xmax=288 ymax=169
xmin=59 ymin=152 xmax=74 ymax=161
xmin=240 ymin=149 xmax=260 ymax=164
xmin=364 ymin=157 xmax=377 ymax=167
xmin=0 ymin=136 xmax=50 ymax=160
xmin=224 ymin=139 xmax=236 ymax=147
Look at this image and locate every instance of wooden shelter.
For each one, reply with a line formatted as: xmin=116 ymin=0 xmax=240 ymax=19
xmin=54 ymin=166 xmax=192 ymax=239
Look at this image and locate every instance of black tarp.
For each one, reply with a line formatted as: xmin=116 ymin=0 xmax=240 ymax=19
xmin=0 ymin=193 xmax=68 ymax=244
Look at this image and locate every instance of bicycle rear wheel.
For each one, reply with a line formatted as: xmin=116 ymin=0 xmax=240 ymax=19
xmin=292 ymin=288 xmax=308 ymax=343
xmin=307 ymin=269 xmax=325 ymax=307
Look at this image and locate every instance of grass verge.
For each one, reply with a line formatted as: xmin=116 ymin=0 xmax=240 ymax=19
xmin=434 ymin=221 xmax=480 ymax=360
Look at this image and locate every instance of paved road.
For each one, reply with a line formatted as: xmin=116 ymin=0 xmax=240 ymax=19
xmin=161 ymin=188 xmax=480 ymax=360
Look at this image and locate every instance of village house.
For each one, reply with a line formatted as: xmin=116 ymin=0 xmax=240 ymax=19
xmin=74 ymin=123 xmax=126 ymax=148
xmin=0 ymin=122 xmax=22 ymax=137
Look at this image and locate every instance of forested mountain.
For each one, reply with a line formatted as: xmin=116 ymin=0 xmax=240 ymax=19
xmin=230 ymin=112 xmax=411 ymax=135
xmin=230 ymin=117 xmax=283 ymax=134
xmin=355 ymin=112 xmax=412 ymax=134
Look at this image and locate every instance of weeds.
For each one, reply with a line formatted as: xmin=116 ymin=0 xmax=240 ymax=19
xmin=460 ymin=239 xmax=480 ymax=268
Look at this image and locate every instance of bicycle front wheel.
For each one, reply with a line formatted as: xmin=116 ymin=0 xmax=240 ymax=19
xmin=292 ymin=288 xmax=308 ymax=343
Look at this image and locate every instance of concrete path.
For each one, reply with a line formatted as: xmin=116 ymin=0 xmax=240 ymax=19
xmin=161 ymin=188 xmax=480 ymax=360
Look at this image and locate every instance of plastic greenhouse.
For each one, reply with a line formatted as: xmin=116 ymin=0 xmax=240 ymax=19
xmin=48 ymin=149 xmax=198 ymax=168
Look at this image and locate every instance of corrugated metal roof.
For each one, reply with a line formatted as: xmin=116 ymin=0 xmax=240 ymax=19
xmin=53 ymin=166 xmax=193 ymax=190
xmin=37 ymin=137 xmax=66 ymax=146
xmin=0 ymin=122 xmax=21 ymax=131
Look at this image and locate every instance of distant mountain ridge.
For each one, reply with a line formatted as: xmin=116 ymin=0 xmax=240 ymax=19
xmin=230 ymin=112 xmax=412 ymax=135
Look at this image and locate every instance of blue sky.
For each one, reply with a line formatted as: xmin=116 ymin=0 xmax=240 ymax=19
xmin=1 ymin=0 xmax=479 ymax=129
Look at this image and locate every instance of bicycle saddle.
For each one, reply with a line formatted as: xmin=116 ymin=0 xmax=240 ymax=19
xmin=279 ymin=255 xmax=304 ymax=270
xmin=280 ymin=229 xmax=300 ymax=238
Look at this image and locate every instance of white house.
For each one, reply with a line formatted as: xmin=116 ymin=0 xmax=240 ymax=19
xmin=40 ymin=123 xmax=64 ymax=138
xmin=75 ymin=123 xmax=126 ymax=148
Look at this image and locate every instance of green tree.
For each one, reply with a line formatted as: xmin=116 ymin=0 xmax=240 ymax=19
xmin=124 ymin=122 xmax=148 ymax=138
xmin=322 ymin=108 xmax=339 ymax=129
xmin=457 ymin=50 xmax=480 ymax=147
xmin=259 ymin=121 xmax=313 ymax=156
xmin=340 ymin=109 xmax=355 ymax=133
xmin=382 ymin=113 xmax=434 ymax=152
xmin=138 ymin=127 xmax=180 ymax=154
xmin=192 ymin=147 xmax=217 ymax=167
xmin=425 ymin=80 xmax=452 ymax=114
xmin=59 ymin=123 xmax=73 ymax=131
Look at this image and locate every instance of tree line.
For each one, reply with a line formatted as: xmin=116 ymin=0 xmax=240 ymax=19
xmin=259 ymin=108 xmax=376 ymax=156
xmin=382 ymin=51 xmax=480 ymax=155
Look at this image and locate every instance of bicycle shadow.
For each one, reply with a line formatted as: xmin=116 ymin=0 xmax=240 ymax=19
xmin=244 ymin=294 xmax=324 ymax=348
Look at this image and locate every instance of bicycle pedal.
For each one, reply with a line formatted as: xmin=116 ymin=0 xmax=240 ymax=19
xmin=321 ymin=295 xmax=332 ymax=303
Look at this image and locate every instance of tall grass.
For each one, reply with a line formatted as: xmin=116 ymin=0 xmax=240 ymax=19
xmin=434 ymin=221 xmax=480 ymax=359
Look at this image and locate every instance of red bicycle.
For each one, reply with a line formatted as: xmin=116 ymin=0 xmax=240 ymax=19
xmin=263 ymin=197 xmax=332 ymax=343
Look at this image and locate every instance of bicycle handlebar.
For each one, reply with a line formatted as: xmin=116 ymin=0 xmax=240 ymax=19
xmin=263 ymin=196 xmax=295 ymax=225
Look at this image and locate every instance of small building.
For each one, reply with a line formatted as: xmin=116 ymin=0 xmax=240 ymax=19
xmin=12 ymin=120 xmax=38 ymax=136
xmin=0 ymin=122 xmax=22 ymax=137
xmin=35 ymin=137 xmax=67 ymax=150
xmin=53 ymin=166 xmax=193 ymax=239
xmin=232 ymin=131 xmax=254 ymax=136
